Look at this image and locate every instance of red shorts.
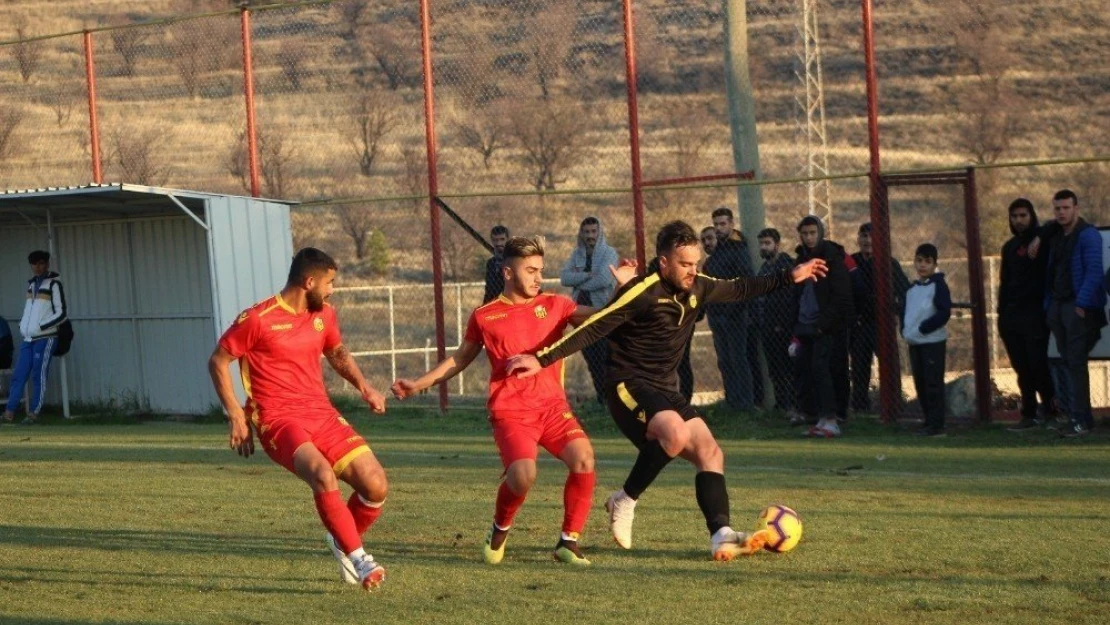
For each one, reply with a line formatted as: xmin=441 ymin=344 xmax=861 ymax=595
xmin=249 ymin=406 xmax=370 ymax=476
xmin=489 ymin=405 xmax=588 ymax=468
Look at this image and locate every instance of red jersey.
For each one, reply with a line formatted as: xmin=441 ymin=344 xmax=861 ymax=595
xmin=465 ymin=293 xmax=577 ymax=413
xmin=219 ymin=294 xmax=342 ymax=420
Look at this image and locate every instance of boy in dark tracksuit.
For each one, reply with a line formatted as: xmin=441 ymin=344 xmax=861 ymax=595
xmin=902 ymin=244 xmax=951 ymax=437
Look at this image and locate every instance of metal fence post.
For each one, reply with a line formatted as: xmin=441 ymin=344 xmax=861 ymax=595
xmin=420 ymin=0 xmax=449 ymax=412
xmin=964 ymin=167 xmax=992 ymax=422
xmin=620 ymin=0 xmax=647 ymax=268
xmin=82 ymin=30 xmax=102 ymax=184
xmin=240 ymin=6 xmax=261 ymax=197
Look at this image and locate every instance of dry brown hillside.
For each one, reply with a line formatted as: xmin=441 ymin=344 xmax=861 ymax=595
xmin=1 ymin=0 xmax=1107 ymax=277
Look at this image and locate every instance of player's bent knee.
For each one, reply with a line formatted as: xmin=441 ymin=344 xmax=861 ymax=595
xmin=505 ymin=461 xmax=537 ymax=493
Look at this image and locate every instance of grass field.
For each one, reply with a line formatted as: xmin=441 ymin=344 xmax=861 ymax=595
xmin=1 ymin=408 xmax=1108 ymax=625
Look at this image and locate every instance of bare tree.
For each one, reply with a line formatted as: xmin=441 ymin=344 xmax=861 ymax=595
xmin=334 ymin=199 xmax=376 ymax=260
xmin=505 ymin=99 xmax=591 ymax=191
xmin=46 ymin=86 xmax=83 ymax=128
xmin=367 ymin=24 xmax=422 ymax=91
xmin=10 ymin=17 xmax=43 ymax=83
xmin=449 ymin=103 xmax=506 ymax=170
xmin=950 ymin=0 xmax=1020 ymax=166
xmin=108 ymin=19 xmax=149 ymax=77
xmin=167 ymin=20 xmax=238 ymax=98
xmin=520 ymin=9 xmax=575 ymax=100
xmin=228 ymin=127 xmax=299 ymax=198
xmin=400 ymin=143 xmax=428 ymax=214
xmin=0 ymin=106 xmax=25 ymax=162
xmin=348 ymin=92 xmax=400 ymax=177
xmin=107 ymin=127 xmax=171 ymax=185
xmin=276 ymin=40 xmax=306 ymax=91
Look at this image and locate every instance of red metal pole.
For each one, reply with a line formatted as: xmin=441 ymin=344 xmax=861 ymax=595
xmin=83 ymin=31 xmax=103 ymax=184
xmin=240 ymin=7 xmax=261 ymax=197
xmin=861 ymin=0 xmax=899 ymax=423
xmin=620 ymin=0 xmax=647 ymax=268
xmin=964 ymin=167 xmax=993 ymax=422
xmin=419 ymin=0 xmax=449 ymax=412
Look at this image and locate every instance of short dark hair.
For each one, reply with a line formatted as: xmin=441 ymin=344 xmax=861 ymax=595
xmin=1053 ymin=189 xmax=1078 ymax=204
xmin=711 ymin=207 xmax=733 ymax=220
xmin=28 ymin=250 xmax=50 ymax=264
xmin=915 ymin=243 xmax=938 ymax=262
xmin=656 ymin=221 xmax=699 ymax=256
xmin=757 ymin=228 xmax=780 ymax=243
xmin=504 ymin=235 xmax=545 ymax=260
xmin=287 ymin=247 xmax=338 ymax=286
xmin=858 ymin=222 xmax=872 ymax=235
xmin=490 ymin=224 xmax=510 ymax=237
xmin=1008 ymin=198 xmax=1034 ymax=213
xmin=580 ymin=216 xmax=599 ymax=227
xmin=797 ymin=215 xmax=823 ymax=232
xmin=700 ymin=226 xmax=716 ymax=235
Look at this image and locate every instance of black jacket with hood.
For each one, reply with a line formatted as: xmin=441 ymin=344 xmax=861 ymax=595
xmin=792 ymin=217 xmax=855 ymax=334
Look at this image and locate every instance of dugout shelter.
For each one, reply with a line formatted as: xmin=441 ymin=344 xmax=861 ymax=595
xmin=0 ymin=183 xmax=294 ymax=415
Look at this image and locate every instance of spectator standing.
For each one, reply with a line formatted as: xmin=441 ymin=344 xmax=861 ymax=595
xmin=753 ymin=228 xmax=796 ymax=412
xmin=561 ymin=216 xmax=619 ymax=404
xmin=1043 ymin=189 xmax=1105 ymax=437
xmin=704 ymin=207 xmax=755 ymax=410
xmin=849 ymin=223 xmax=911 ymax=412
xmin=902 ymin=244 xmax=951 ymax=437
xmin=792 ymin=216 xmax=854 ymax=436
xmin=484 ymin=225 xmax=511 ymax=303
xmin=998 ymin=199 xmax=1055 ymax=431
xmin=3 ymin=251 xmax=68 ymax=425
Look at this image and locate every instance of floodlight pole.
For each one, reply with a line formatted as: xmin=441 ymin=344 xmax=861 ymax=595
xmin=83 ymin=30 xmax=103 ymax=184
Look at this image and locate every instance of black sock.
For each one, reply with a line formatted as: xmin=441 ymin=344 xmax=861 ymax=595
xmin=622 ymin=440 xmax=675 ymax=500
xmin=695 ymin=471 xmax=730 ymax=535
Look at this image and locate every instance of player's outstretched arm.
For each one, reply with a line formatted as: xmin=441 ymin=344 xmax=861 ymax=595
xmin=609 ymin=258 xmax=639 ymax=288
xmin=325 ymin=344 xmax=387 ymax=414
xmin=208 ymin=345 xmax=254 ymax=458
xmin=392 ymin=340 xmax=483 ymax=400
xmin=792 ymin=258 xmax=828 ymax=283
xmin=505 ymin=353 xmax=542 ymax=379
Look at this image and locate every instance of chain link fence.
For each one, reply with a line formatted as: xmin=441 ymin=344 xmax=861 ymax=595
xmin=1 ymin=0 xmax=1107 ymax=418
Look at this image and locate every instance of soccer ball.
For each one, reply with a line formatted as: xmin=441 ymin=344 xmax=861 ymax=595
xmin=755 ymin=504 xmax=803 ymax=553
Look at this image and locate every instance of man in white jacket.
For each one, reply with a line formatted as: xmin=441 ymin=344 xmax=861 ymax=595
xmin=3 ymin=251 xmax=68 ymax=424
xmin=561 ymin=216 xmax=619 ymax=403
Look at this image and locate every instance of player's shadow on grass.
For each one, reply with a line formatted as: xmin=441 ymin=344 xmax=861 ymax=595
xmin=0 ymin=523 xmax=315 ymax=558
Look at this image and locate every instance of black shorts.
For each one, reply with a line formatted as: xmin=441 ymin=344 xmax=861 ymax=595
xmin=605 ymin=379 xmax=699 ymax=449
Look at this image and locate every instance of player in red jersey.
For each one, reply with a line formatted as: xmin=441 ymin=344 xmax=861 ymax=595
xmin=391 ymin=236 xmax=635 ymax=566
xmin=208 ymin=248 xmax=391 ymax=591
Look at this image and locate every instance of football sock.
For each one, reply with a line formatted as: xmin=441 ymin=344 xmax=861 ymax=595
xmin=694 ymin=471 xmax=730 ymax=535
xmin=622 ymin=440 xmax=674 ymax=500
xmin=313 ymin=489 xmax=362 ymax=555
xmin=493 ymin=480 xmax=526 ymax=529
xmin=348 ymin=493 xmax=384 ymax=535
xmin=562 ymin=470 xmax=596 ymax=536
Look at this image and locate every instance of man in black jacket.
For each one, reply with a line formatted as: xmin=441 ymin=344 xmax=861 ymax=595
xmin=1000 ymin=199 xmax=1056 ymax=430
xmin=849 ymin=223 xmax=911 ymax=412
xmin=754 ymin=228 xmax=796 ymax=412
xmin=792 ymin=216 xmax=854 ymax=437
xmin=704 ymin=207 xmax=755 ymax=410
xmin=506 ymin=221 xmax=827 ymax=560
xmin=483 ymin=225 xmax=510 ymax=303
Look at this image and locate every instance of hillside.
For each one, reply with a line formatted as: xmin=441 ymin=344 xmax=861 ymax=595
xmin=1 ymin=0 xmax=1108 ymax=274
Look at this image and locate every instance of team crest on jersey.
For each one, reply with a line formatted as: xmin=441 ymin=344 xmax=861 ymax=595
xmin=313 ymin=317 xmax=325 ymax=332
xmin=338 ymin=417 xmax=349 ymax=426
xmin=689 ymin=295 xmax=698 ymax=309
xmin=237 ymin=311 xmax=249 ymax=324
xmin=534 ymin=305 xmax=548 ymax=319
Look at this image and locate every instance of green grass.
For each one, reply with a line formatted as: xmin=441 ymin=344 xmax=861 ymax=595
xmin=1 ymin=410 xmax=1108 ymax=625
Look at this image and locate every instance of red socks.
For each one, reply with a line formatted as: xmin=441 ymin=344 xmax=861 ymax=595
xmin=313 ymin=490 xmax=362 ymax=554
xmin=348 ymin=493 xmax=384 ymax=535
xmin=562 ymin=471 xmax=596 ymax=537
xmin=493 ymin=480 xmax=527 ymax=529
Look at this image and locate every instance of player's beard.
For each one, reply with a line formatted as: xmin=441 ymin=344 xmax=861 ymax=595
xmin=307 ymin=290 xmax=326 ymax=312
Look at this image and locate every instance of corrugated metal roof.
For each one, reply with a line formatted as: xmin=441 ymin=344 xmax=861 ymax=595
xmin=0 ymin=182 xmax=297 ymax=227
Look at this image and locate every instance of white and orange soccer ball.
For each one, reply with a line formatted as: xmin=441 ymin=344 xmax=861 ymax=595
xmin=755 ymin=504 xmax=803 ymax=553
